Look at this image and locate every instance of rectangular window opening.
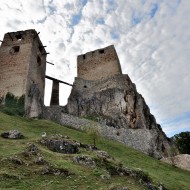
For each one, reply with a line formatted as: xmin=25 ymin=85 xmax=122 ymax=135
xmin=99 ymin=49 xmax=104 ymax=54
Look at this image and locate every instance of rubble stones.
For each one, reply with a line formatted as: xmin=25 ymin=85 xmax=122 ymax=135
xmin=34 ymin=156 xmax=46 ymax=165
xmin=100 ymin=173 xmax=111 ymax=180
xmin=1 ymin=130 xmax=24 ymax=139
xmin=10 ymin=156 xmax=24 ymax=165
xmin=41 ymin=166 xmax=70 ymax=176
xmin=23 ymin=144 xmax=40 ymax=157
xmin=96 ymin=150 xmax=110 ymax=159
xmin=73 ymin=155 xmax=96 ymax=168
xmin=40 ymin=136 xmax=79 ymax=154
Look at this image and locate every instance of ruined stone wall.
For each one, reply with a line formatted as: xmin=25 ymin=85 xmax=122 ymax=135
xmin=25 ymin=31 xmax=46 ymax=117
xmin=77 ymin=45 xmax=122 ymax=80
xmin=65 ymin=74 xmax=173 ymax=158
xmin=0 ymin=29 xmax=46 ymax=117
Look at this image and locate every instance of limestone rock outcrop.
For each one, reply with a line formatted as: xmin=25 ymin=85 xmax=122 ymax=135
xmin=1 ymin=130 xmax=24 ymax=139
xmin=65 ymin=74 xmax=173 ymax=158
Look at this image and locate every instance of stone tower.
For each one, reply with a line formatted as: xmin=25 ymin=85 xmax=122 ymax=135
xmin=0 ymin=29 xmax=46 ymax=117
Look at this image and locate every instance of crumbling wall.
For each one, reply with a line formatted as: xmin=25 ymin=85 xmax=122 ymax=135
xmin=25 ymin=30 xmax=46 ymax=117
xmin=77 ymin=45 xmax=122 ymax=80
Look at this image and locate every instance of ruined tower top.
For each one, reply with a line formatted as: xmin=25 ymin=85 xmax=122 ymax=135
xmin=77 ymin=45 xmax=122 ymax=81
xmin=1 ymin=29 xmax=44 ymax=48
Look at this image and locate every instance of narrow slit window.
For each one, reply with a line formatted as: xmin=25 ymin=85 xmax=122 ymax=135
xmin=39 ymin=46 xmax=44 ymax=53
xmin=37 ymin=56 xmax=41 ymax=66
xmin=83 ymin=55 xmax=86 ymax=59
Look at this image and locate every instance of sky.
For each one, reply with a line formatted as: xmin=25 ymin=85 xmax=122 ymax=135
xmin=0 ymin=0 xmax=190 ymax=137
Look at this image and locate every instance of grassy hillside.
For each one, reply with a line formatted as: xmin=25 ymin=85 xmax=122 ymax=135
xmin=0 ymin=112 xmax=190 ymax=190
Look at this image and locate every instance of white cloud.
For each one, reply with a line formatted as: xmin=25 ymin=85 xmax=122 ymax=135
xmin=0 ymin=0 xmax=190 ymax=136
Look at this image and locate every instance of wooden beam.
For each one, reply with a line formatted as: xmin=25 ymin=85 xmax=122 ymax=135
xmin=45 ymin=75 xmax=73 ymax=86
xmin=33 ymin=32 xmax=40 ymax=39
xmin=42 ymin=52 xmax=50 ymax=55
xmin=46 ymin=61 xmax=54 ymax=65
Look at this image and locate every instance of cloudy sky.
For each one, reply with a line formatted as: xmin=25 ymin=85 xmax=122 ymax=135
xmin=0 ymin=0 xmax=190 ymax=137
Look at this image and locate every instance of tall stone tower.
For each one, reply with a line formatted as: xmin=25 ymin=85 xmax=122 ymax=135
xmin=0 ymin=29 xmax=46 ymax=117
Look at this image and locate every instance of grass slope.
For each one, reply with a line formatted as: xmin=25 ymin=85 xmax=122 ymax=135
xmin=0 ymin=112 xmax=190 ymax=190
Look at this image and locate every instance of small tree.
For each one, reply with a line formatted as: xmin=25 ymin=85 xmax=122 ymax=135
xmin=87 ymin=126 xmax=100 ymax=146
xmin=172 ymin=131 xmax=190 ymax=154
xmin=168 ymin=147 xmax=178 ymax=166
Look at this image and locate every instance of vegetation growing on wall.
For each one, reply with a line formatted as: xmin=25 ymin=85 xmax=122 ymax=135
xmin=0 ymin=93 xmax=25 ymax=116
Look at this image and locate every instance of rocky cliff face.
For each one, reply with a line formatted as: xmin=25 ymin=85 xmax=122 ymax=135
xmin=65 ymin=74 xmax=173 ymax=158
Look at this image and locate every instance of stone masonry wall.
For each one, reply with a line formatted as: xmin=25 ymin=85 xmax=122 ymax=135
xmin=0 ymin=31 xmax=32 ymax=97
xmin=25 ymin=31 xmax=46 ymax=117
xmin=77 ymin=45 xmax=122 ymax=80
xmin=65 ymin=74 xmax=173 ymax=158
xmin=0 ymin=29 xmax=46 ymax=117
xmin=42 ymin=106 xmax=172 ymax=159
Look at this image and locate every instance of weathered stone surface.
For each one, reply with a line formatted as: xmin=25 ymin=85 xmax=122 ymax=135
xmin=1 ymin=130 xmax=24 ymax=139
xmin=96 ymin=150 xmax=111 ymax=159
xmin=10 ymin=156 xmax=24 ymax=165
xmin=0 ymin=29 xmax=46 ymax=118
xmin=40 ymin=135 xmax=79 ymax=154
xmin=41 ymin=46 xmax=174 ymax=159
xmin=41 ymin=166 xmax=70 ymax=176
xmin=34 ymin=156 xmax=46 ymax=165
xmin=77 ymin=45 xmax=122 ymax=81
xmin=42 ymin=108 xmax=171 ymax=158
xmin=73 ymin=155 xmax=96 ymax=168
xmin=161 ymin=154 xmax=190 ymax=171
xmin=63 ymin=74 xmax=173 ymax=158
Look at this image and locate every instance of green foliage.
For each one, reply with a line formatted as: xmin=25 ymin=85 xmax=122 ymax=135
xmin=92 ymin=168 xmax=103 ymax=176
xmin=172 ymin=132 xmax=190 ymax=154
xmin=0 ymin=93 xmax=25 ymax=116
xmin=168 ymin=147 xmax=178 ymax=166
xmin=81 ymin=115 xmax=98 ymax=122
xmin=86 ymin=126 xmax=100 ymax=146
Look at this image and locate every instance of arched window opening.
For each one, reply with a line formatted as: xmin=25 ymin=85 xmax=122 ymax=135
xmin=9 ymin=46 xmax=20 ymax=54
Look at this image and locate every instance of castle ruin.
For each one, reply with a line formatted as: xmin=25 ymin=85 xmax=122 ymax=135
xmin=0 ymin=29 xmax=173 ymax=158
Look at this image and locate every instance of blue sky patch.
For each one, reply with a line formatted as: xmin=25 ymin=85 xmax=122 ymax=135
xmin=110 ymin=31 xmax=119 ymax=40
xmin=37 ymin=16 xmax=47 ymax=24
xmin=150 ymin=4 xmax=158 ymax=18
xmin=71 ymin=14 xmax=82 ymax=26
xmin=161 ymin=112 xmax=190 ymax=125
xmin=132 ymin=16 xmax=141 ymax=26
xmin=97 ymin=18 xmax=105 ymax=25
xmin=82 ymin=0 xmax=88 ymax=6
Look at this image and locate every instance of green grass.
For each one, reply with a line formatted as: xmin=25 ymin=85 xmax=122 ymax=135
xmin=0 ymin=112 xmax=190 ymax=190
